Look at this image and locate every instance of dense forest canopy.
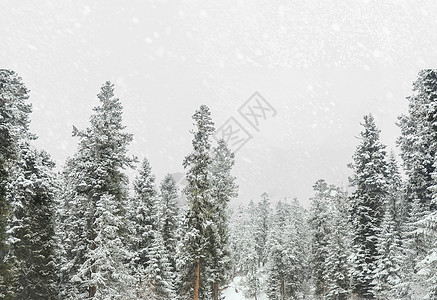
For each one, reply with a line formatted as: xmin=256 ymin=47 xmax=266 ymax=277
xmin=1 ymin=69 xmax=437 ymax=299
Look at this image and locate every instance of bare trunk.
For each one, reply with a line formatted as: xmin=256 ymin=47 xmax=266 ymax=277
xmin=213 ymin=281 xmax=219 ymax=300
xmin=281 ymin=279 xmax=285 ymax=300
xmin=89 ymin=285 xmax=97 ymax=298
xmin=89 ymin=237 xmax=97 ymax=298
xmin=194 ymin=260 xmax=200 ymax=300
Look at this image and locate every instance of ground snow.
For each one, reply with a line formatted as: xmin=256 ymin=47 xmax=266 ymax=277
xmin=223 ymin=277 xmax=267 ymax=300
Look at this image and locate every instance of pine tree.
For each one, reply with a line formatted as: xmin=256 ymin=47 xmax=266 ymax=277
xmin=397 ymin=70 xmax=437 ymax=299
xmin=398 ymin=69 xmax=437 ymax=214
xmin=158 ymin=173 xmax=180 ymax=273
xmin=255 ymin=192 xmax=271 ymax=268
xmin=5 ymin=143 xmax=58 ymax=299
xmin=265 ymin=200 xmax=289 ymax=300
xmin=372 ymin=152 xmax=405 ymax=299
xmin=230 ymin=202 xmax=252 ymax=275
xmin=309 ymin=180 xmax=351 ymax=299
xmin=82 ymin=193 xmax=134 ymax=298
xmin=229 ymin=201 xmax=261 ymax=299
xmin=208 ymin=139 xmax=238 ymax=300
xmin=177 ymin=104 xmax=215 ymax=300
xmin=325 ymin=186 xmax=351 ymax=300
xmin=59 ymin=81 xmax=135 ymax=298
xmin=266 ymin=198 xmax=310 ymax=300
xmin=414 ymin=210 xmax=437 ymax=299
xmin=309 ymin=179 xmax=331 ymax=299
xmin=57 ymin=159 xmax=89 ymax=298
xmin=0 ymin=70 xmax=33 ymax=293
xmin=0 ymin=70 xmax=59 ymax=299
xmin=130 ymin=157 xmax=158 ymax=291
xmin=141 ymin=230 xmax=175 ymax=300
xmin=411 ymin=154 xmax=437 ymax=298
xmin=288 ymin=197 xmax=312 ymax=298
xmin=349 ymin=114 xmax=388 ymax=299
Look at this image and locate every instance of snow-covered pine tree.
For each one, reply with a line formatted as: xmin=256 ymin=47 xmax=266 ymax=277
xmin=411 ymin=154 xmax=437 ymax=298
xmin=398 ymin=69 xmax=437 ymax=214
xmin=57 ymin=159 xmax=89 ymax=298
xmin=0 ymin=70 xmax=33 ymax=293
xmin=309 ymin=179 xmax=331 ymax=299
xmin=372 ymin=151 xmax=406 ymax=299
xmin=130 ymin=157 xmax=158 ymax=291
xmin=348 ymin=114 xmax=388 ymax=299
xmin=82 ymin=193 xmax=134 ymax=298
xmin=266 ymin=198 xmax=310 ymax=300
xmin=59 ymin=82 xmax=135 ymax=298
xmin=243 ymin=200 xmax=262 ymax=300
xmin=229 ymin=204 xmax=244 ymax=278
xmin=414 ymin=209 xmax=437 ymax=299
xmin=178 ymin=104 xmax=215 ymax=300
xmin=208 ymin=139 xmax=238 ymax=300
xmin=141 ymin=230 xmax=175 ymax=299
xmin=325 ymin=185 xmax=351 ymax=300
xmin=265 ymin=200 xmax=289 ymax=300
xmin=229 ymin=201 xmax=261 ymax=299
xmin=158 ymin=173 xmax=180 ymax=273
xmin=5 ymin=143 xmax=58 ymax=299
xmin=396 ymin=70 xmax=437 ymax=298
xmin=229 ymin=203 xmax=250 ymax=275
xmin=255 ymin=192 xmax=271 ymax=268
xmin=288 ymin=197 xmax=312 ymax=298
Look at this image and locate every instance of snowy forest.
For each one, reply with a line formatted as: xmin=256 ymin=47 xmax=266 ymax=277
xmin=0 ymin=68 xmax=437 ymax=300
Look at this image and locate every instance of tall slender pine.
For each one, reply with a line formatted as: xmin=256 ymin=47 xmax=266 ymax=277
xmin=178 ymin=105 xmax=215 ymax=300
xmin=208 ymin=139 xmax=238 ymax=300
xmin=59 ymin=82 xmax=135 ymax=298
xmin=0 ymin=70 xmax=33 ymax=293
xmin=349 ymin=114 xmax=388 ymax=299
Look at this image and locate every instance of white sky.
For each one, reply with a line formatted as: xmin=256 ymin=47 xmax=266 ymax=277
xmin=1 ymin=0 xmax=436 ymax=207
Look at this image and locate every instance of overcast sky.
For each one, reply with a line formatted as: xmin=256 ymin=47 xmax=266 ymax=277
xmin=2 ymin=1 xmax=437 ymax=207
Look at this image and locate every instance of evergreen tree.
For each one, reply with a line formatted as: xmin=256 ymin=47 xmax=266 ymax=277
xmin=229 ymin=201 xmax=262 ymax=299
xmin=372 ymin=152 xmax=405 ymax=299
xmin=177 ymin=105 xmax=215 ymax=300
xmin=158 ymin=173 xmax=180 ymax=273
xmin=82 ymin=193 xmax=134 ymax=298
xmin=130 ymin=157 xmax=158 ymax=291
xmin=265 ymin=200 xmax=289 ymax=300
xmin=410 ymin=154 xmax=437 ymax=298
xmin=414 ymin=210 xmax=437 ymax=299
xmin=266 ymin=198 xmax=310 ymax=300
xmin=288 ymin=197 xmax=312 ymax=298
xmin=59 ymin=82 xmax=135 ymax=298
xmin=5 ymin=143 xmax=58 ymax=299
xmin=348 ymin=114 xmax=388 ymax=299
xmin=397 ymin=70 xmax=437 ymax=299
xmin=309 ymin=179 xmax=331 ymax=299
xmin=57 ymin=159 xmax=89 ymax=298
xmin=230 ymin=202 xmax=253 ymax=276
xmin=398 ymin=69 xmax=437 ymax=213
xmin=208 ymin=139 xmax=238 ymax=300
xmin=0 ymin=70 xmax=58 ymax=299
xmin=141 ymin=230 xmax=175 ymax=299
xmin=255 ymin=192 xmax=271 ymax=267
xmin=0 ymin=70 xmax=33 ymax=293
xmin=325 ymin=186 xmax=351 ymax=300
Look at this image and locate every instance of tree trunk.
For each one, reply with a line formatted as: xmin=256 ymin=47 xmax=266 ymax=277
xmin=213 ymin=281 xmax=219 ymax=300
xmin=89 ymin=285 xmax=97 ymax=298
xmin=281 ymin=279 xmax=285 ymax=300
xmin=194 ymin=260 xmax=200 ymax=300
xmin=89 ymin=232 xmax=97 ymax=298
